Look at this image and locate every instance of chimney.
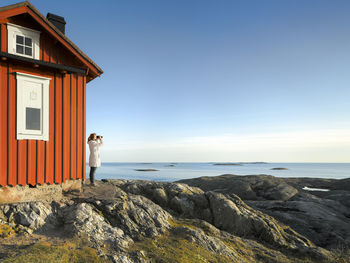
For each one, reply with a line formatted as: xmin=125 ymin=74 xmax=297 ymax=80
xmin=46 ymin=13 xmax=66 ymax=34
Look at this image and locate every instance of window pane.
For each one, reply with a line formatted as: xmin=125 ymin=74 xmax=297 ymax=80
xmin=25 ymin=37 xmax=32 ymax=47
xmin=16 ymin=35 xmax=24 ymax=44
xmin=26 ymin=107 xmax=41 ymax=131
xmin=16 ymin=45 xmax=24 ymax=54
xmin=25 ymin=47 xmax=32 ymax=56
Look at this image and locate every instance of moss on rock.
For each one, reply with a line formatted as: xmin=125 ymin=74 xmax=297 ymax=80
xmin=1 ymin=239 xmax=110 ymax=263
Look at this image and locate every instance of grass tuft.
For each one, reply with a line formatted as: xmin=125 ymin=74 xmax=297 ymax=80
xmin=129 ymin=233 xmax=234 ymax=263
xmin=0 ymin=223 xmax=15 ymax=238
xmin=1 ymin=238 xmax=110 ymax=263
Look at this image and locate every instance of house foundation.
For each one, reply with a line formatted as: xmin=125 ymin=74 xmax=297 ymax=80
xmin=0 ymin=179 xmax=82 ymax=204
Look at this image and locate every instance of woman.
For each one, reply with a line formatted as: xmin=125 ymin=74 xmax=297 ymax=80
xmin=87 ymin=133 xmax=103 ymax=186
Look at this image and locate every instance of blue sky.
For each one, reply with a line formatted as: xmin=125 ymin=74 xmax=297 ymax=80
xmin=5 ymin=0 xmax=350 ymax=162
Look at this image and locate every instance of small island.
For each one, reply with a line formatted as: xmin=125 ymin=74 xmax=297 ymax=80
xmin=270 ymin=167 xmax=288 ymax=170
xmin=213 ymin=163 xmax=242 ymax=166
xmin=165 ymin=164 xmax=176 ymax=167
xmin=134 ymin=169 xmax=159 ymax=172
xmin=239 ymin=162 xmax=268 ymax=164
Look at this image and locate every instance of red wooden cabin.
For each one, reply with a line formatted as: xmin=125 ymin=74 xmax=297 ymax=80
xmin=0 ymin=1 xmax=103 ymax=187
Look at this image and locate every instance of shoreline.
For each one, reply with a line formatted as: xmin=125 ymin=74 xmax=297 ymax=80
xmin=91 ymin=162 xmax=350 ymax=182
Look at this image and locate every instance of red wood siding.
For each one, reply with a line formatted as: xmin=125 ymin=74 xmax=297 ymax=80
xmin=70 ymin=74 xmax=77 ymax=180
xmin=37 ymin=140 xmax=45 ymax=185
xmin=46 ymin=74 xmax=55 ymax=185
xmin=18 ymin=139 xmax=27 ymax=186
xmin=0 ymin=23 xmax=7 ymax=52
xmin=0 ymin=61 xmax=8 ymax=186
xmin=0 ymin=65 xmax=86 ymax=187
xmin=54 ymin=73 xmax=63 ymax=184
xmin=62 ymin=73 xmax=70 ymax=182
xmin=76 ymin=74 xmax=83 ymax=180
xmin=82 ymin=76 xmax=86 ymax=181
xmin=0 ymin=19 xmax=88 ymax=187
xmin=8 ymin=64 xmax=17 ymax=186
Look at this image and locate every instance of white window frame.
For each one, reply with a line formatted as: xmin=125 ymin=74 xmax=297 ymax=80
xmin=16 ymin=72 xmax=50 ymax=141
xmin=7 ymin=23 xmax=40 ymax=60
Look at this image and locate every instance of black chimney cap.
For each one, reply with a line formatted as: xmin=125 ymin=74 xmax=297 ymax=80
xmin=46 ymin=13 xmax=66 ymax=34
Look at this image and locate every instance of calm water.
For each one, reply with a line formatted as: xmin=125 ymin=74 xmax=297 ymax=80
xmin=87 ymin=162 xmax=350 ymax=182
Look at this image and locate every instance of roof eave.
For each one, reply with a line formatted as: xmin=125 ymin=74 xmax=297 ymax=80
xmin=0 ymin=1 xmax=103 ymax=79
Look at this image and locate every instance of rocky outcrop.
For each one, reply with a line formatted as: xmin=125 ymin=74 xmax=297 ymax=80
xmin=92 ymin=194 xmax=171 ymax=240
xmin=0 ymin=177 xmax=347 ymax=262
xmin=178 ymin=174 xmax=299 ymax=200
xmin=205 ymin=191 xmax=313 ymax=249
xmin=110 ymin=180 xmax=313 ymax=250
xmin=0 ymin=201 xmax=60 ymax=231
xmin=179 ymin=174 xmax=350 ymax=250
xmin=63 ymin=202 xmax=132 ymax=251
xmin=249 ymin=195 xmax=350 ymax=249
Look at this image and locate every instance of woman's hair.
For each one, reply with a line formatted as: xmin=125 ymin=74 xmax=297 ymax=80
xmin=88 ymin=133 xmax=96 ymax=142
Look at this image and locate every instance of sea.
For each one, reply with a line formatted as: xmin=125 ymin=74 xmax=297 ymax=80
xmin=88 ymin=162 xmax=350 ymax=182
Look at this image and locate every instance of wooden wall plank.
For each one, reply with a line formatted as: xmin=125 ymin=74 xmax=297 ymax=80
xmin=60 ymin=73 xmax=65 ymax=183
xmin=0 ymin=24 xmax=7 ymax=53
xmin=27 ymin=140 xmax=36 ymax=185
xmin=37 ymin=140 xmax=45 ymax=185
xmin=0 ymin=62 xmax=8 ymax=187
xmin=17 ymin=140 xmax=27 ymax=185
xmin=14 ymin=65 xmax=26 ymax=186
xmin=54 ymin=74 xmax=62 ymax=184
xmin=76 ymin=74 xmax=82 ymax=179
xmin=82 ymin=76 xmax=86 ymax=181
xmin=45 ymin=73 xmax=55 ymax=184
xmin=70 ymin=74 xmax=77 ymax=180
xmin=7 ymin=64 xmax=17 ymax=186
xmin=62 ymin=73 xmax=70 ymax=181
xmin=39 ymin=32 xmax=44 ymax=61
xmin=43 ymin=34 xmax=50 ymax=63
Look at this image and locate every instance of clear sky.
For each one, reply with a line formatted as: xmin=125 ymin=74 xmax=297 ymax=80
xmin=5 ymin=0 xmax=350 ymax=162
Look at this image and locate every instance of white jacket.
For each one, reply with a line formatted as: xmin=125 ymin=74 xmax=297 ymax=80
xmin=88 ymin=139 xmax=103 ymax=167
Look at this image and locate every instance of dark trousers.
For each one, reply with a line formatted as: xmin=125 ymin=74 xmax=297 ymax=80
xmin=89 ymin=167 xmax=97 ymax=184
